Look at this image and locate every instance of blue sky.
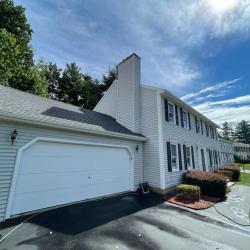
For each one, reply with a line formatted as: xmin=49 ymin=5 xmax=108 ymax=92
xmin=16 ymin=0 xmax=250 ymax=125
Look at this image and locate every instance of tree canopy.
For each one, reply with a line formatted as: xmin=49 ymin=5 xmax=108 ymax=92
xmin=0 ymin=0 xmax=117 ymax=108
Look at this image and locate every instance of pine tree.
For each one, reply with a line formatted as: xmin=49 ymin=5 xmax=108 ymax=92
xmin=234 ymin=120 xmax=250 ymax=143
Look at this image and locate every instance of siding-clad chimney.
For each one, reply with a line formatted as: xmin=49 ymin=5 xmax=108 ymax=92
xmin=116 ymin=53 xmax=141 ymax=133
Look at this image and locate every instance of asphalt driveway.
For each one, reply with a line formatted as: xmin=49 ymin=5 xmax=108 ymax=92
xmin=0 ymin=193 xmax=250 ymax=250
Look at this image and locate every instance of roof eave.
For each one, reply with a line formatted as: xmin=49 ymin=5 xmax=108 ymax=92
xmin=0 ymin=113 xmax=148 ymax=142
xmin=159 ymin=90 xmax=220 ymax=128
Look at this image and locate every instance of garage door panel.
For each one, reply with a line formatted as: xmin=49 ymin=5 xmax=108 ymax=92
xmin=20 ymin=154 xmax=130 ymax=174
xmin=26 ymin=142 xmax=129 ymax=159
xmin=11 ymin=141 xmax=132 ymax=216
xmin=15 ymin=169 xmax=130 ymax=194
xmin=12 ymin=180 xmax=130 ymax=215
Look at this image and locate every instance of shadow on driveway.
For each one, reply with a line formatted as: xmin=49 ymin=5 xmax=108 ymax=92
xmin=0 ymin=193 xmax=163 ymax=235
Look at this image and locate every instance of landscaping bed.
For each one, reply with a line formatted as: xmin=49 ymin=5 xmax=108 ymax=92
xmin=164 ymin=194 xmax=221 ymax=210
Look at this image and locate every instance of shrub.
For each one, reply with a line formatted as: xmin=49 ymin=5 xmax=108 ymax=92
xmin=223 ymin=165 xmax=241 ymax=181
xmin=215 ymin=170 xmax=233 ymax=180
xmin=184 ymin=170 xmax=227 ymax=197
xmin=176 ymin=184 xmax=200 ymax=201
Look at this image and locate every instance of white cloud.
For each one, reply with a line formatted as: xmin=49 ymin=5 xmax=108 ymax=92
xmin=181 ymin=78 xmax=240 ymax=101
xmin=193 ymin=94 xmax=250 ymax=125
xmin=17 ymin=0 xmax=250 ymax=93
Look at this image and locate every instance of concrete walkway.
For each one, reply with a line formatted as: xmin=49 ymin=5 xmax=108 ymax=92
xmin=188 ymin=185 xmax=250 ymax=229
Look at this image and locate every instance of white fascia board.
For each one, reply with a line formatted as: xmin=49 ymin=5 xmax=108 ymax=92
xmin=141 ymin=84 xmax=219 ymax=128
xmin=0 ymin=113 xmax=148 ymax=142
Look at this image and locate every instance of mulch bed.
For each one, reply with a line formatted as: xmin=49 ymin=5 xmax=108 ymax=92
xmin=163 ymin=194 xmax=221 ymax=210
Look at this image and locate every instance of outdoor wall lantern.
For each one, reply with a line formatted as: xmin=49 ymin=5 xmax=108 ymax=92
xmin=11 ymin=129 xmax=18 ymax=145
xmin=135 ymin=145 xmax=139 ymax=152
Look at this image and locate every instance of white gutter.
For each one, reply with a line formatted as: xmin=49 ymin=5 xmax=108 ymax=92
xmin=0 ymin=113 xmax=148 ymax=142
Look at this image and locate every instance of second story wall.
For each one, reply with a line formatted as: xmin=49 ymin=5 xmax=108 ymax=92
xmin=160 ymin=93 xmax=221 ymax=188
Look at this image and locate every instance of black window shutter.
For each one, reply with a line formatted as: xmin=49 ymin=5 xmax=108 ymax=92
xmin=217 ymin=151 xmax=221 ymax=164
xmin=164 ymin=99 xmax=169 ymax=122
xmin=195 ymin=117 xmax=198 ymax=133
xmin=167 ymin=142 xmax=172 ymax=172
xmin=175 ymin=105 xmax=179 ymax=125
xmin=201 ymin=120 xmax=203 ymax=135
xmin=180 ymin=108 xmax=184 ymax=127
xmin=188 ymin=113 xmax=191 ymax=130
xmin=178 ymin=144 xmax=182 ymax=170
xmin=206 ymin=123 xmax=209 ymax=137
xmin=183 ymin=144 xmax=187 ymax=170
xmin=191 ymin=146 xmax=195 ymax=169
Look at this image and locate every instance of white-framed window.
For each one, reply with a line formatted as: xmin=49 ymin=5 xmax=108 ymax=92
xmin=168 ymin=103 xmax=175 ymax=124
xmin=186 ymin=146 xmax=191 ymax=169
xmin=183 ymin=110 xmax=188 ymax=129
xmin=171 ymin=144 xmax=178 ymax=170
xmin=196 ymin=118 xmax=201 ymax=133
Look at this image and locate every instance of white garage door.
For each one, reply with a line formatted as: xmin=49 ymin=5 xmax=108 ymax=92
xmin=10 ymin=140 xmax=131 ymax=216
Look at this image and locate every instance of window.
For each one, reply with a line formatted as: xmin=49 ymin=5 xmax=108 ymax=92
xmin=186 ymin=146 xmax=191 ymax=169
xmin=168 ymin=103 xmax=174 ymax=123
xmin=196 ymin=118 xmax=201 ymax=133
xmin=183 ymin=111 xmax=188 ymax=129
xmin=171 ymin=144 xmax=178 ymax=170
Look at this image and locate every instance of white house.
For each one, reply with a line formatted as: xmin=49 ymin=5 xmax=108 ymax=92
xmin=95 ymin=53 xmax=222 ymax=193
xmin=234 ymin=142 xmax=250 ymax=160
xmin=0 ymin=53 xmax=224 ymax=222
xmin=219 ymin=138 xmax=234 ymax=166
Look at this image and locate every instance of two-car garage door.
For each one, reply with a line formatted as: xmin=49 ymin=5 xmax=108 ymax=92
xmin=9 ymin=140 xmax=131 ymax=216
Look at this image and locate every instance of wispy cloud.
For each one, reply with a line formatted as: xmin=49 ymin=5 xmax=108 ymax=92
xmin=16 ymin=0 xmax=250 ymax=93
xmin=181 ymin=78 xmax=240 ymax=101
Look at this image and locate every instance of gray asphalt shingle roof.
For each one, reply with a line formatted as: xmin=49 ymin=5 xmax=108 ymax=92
xmin=0 ymin=85 xmax=144 ymax=139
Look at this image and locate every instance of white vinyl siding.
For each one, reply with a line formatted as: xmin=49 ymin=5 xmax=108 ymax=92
xmin=140 ymin=87 xmax=161 ymax=188
xmin=94 ymin=80 xmax=118 ymax=118
xmin=160 ymin=95 xmax=221 ymax=189
xmin=0 ymin=121 xmax=143 ymax=222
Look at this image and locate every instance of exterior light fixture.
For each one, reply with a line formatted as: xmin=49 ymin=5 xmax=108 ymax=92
xmin=11 ymin=129 xmax=17 ymax=145
xmin=135 ymin=145 xmax=139 ymax=151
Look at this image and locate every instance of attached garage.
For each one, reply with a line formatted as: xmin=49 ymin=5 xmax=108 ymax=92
xmin=0 ymin=85 xmax=146 ymax=222
xmin=7 ymin=138 xmax=132 ymax=217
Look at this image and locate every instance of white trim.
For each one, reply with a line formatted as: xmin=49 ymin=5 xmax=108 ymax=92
xmin=182 ymin=110 xmax=189 ymax=130
xmin=157 ymin=92 xmax=165 ymax=189
xmin=5 ymin=137 xmax=135 ymax=219
xmin=170 ymin=143 xmax=178 ymax=172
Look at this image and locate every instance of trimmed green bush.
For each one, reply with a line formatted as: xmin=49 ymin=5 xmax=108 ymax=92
xmin=215 ymin=170 xmax=233 ymax=180
xmin=176 ymin=184 xmax=200 ymax=201
xmin=223 ymin=165 xmax=241 ymax=181
xmin=184 ymin=170 xmax=227 ymax=197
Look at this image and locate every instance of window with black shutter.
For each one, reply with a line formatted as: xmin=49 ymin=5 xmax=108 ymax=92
xmin=201 ymin=120 xmax=203 ymax=135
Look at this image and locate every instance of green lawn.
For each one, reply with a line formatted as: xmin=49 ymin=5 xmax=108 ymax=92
xmin=241 ymin=163 xmax=250 ymax=170
xmin=237 ymin=173 xmax=250 ymax=186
